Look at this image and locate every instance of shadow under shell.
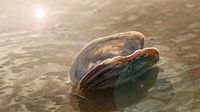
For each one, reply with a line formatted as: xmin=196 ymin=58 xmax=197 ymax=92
xmin=70 ymin=67 xmax=159 ymax=112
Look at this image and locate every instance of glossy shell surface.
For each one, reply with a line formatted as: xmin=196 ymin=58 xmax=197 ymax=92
xmin=70 ymin=31 xmax=159 ymax=91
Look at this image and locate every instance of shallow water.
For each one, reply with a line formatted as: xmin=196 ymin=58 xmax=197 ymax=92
xmin=0 ymin=0 xmax=200 ymax=112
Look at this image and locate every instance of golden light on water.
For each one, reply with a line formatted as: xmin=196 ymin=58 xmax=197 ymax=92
xmin=34 ymin=8 xmax=46 ymax=20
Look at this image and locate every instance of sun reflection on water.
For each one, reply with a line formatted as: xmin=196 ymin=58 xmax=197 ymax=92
xmin=34 ymin=8 xmax=46 ymax=21
xmin=32 ymin=7 xmax=48 ymax=28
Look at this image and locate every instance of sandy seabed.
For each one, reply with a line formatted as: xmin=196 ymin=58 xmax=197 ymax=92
xmin=0 ymin=0 xmax=200 ymax=112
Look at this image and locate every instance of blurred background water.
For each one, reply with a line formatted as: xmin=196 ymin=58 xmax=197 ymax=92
xmin=0 ymin=0 xmax=200 ymax=112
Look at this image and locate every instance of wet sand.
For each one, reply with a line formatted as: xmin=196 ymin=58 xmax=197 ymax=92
xmin=0 ymin=0 xmax=200 ymax=112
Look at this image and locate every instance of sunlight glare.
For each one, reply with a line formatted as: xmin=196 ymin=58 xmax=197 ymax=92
xmin=34 ymin=8 xmax=46 ymax=20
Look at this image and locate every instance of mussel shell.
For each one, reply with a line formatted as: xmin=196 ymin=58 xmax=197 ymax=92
xmin=70 ymin=31 xmax=145 ymax=84
xmin=70 ymin=31 xmax=159 ymax=91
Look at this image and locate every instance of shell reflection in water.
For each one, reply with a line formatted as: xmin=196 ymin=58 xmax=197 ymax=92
xmin=69 ymin=67 xmax=159 ymax=112
xmin=70 ymin=31 xmax=160 ymax=91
